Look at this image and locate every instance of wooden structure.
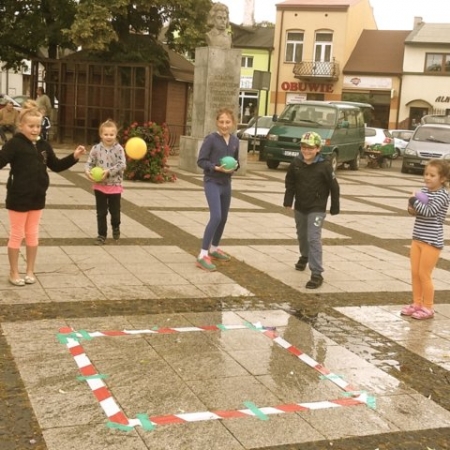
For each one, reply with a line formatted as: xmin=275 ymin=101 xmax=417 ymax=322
xmin=30 ymin=52 xmax=193 ymax=146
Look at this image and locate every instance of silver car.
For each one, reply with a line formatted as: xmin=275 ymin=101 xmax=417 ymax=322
xmin=389 ymin=129 xmax=413 ymax=157
xmin=401 ymin=123 xmax=450 ymax=173
xmin=238 ymin=115 xmax=275 ymax=152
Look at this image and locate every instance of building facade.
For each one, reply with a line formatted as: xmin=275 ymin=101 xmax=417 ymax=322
xmin=269 ymin=0 xmax=377 ymax=115
xmin=232 ymin=24 xmax=275 ymax=123
xmin=342 ymin=30 xmax=410 ymax=129
xmin=400 ymin=21 xmax=450 ymax=128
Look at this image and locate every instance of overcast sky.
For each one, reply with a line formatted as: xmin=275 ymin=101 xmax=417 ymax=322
xmin=219 ymin=0 xmax=450 ymax=30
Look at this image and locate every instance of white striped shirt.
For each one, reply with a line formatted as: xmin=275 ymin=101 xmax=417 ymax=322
xmin=412 ymin=187 xmax=450 ymax=249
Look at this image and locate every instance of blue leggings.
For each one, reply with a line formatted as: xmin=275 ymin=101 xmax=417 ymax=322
xmin=201 ymin=180 xmax=231 ymax=250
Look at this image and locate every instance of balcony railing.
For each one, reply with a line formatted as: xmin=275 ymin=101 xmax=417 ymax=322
xmin=293 ymin=60 xmax=340 ymax=81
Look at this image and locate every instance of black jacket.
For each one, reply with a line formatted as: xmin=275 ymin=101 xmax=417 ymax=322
xmin=0 ymin=133 xmax=78 ymax=211
xmin=283 ymin=154 xmax=340 ymax=215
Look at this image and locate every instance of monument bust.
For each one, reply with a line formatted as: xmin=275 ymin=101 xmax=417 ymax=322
xmin=206 ymin=2 xmax=232 ymax=49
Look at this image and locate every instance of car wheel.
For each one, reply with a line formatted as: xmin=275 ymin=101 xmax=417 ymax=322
xmin=349 ymin=151 xmax=361 ymax=170
xmin=391 ymin=148 xmax=400 ymax=160
xmin=266 ymin=160 xmax=280 ymax=169
xmin=329 ymin=152 xmax=338 ymax=172
xmin=401 ymin=162 xmax=410 ymax=173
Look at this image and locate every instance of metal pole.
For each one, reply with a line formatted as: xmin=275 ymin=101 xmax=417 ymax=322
xmin=252 ymin=90 xmax=261 ymax=153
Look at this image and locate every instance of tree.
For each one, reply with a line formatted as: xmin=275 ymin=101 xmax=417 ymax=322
xmin=0 ymin=0 xmax=212 ymax=70
xmin=0 ymin=0 xmax=77 ymax=70
xmin=65 ymin=0 xmax=212 ymax=63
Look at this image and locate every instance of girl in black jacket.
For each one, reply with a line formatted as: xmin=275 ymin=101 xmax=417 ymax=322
xmin=0 ymin=102 xmax=85 ymax=286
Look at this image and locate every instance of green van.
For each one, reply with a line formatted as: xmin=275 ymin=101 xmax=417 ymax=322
xmin=264 ymin=101 xmax=370 ymax=171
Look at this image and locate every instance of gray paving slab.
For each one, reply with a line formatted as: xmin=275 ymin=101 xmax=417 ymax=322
xmin=1 ymin=153 xmax=450 ymax=449
xmin=151 ymin=210 xmax=347 ymax=240
xmin=3 ymin=310 xmax=450 ymax=450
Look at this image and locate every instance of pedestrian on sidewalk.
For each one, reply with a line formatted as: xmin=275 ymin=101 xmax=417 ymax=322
xmin=196 ymin=107 xmax=239 ymax=271
xmin=35 ymin=87 xmax=52 ymax=117
xmin=0 ymin=101 xmax=19 ymax=143
xmin=283 ymin=131 xmax=340 ymax=289
xmin=0 ymin=101 xmax=85 ymax=286
xmin=38 ymin=107 xmax=51 ymax=141
xmin=85 ymin=119 xmax=126 ymax=245
xmin=401 ymin=159 xmax=450 ymax=320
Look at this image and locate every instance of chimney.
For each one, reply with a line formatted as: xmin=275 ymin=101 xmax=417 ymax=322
xmin=413 ymin=16 xmax=423 ymax=28
xmin=243 ymin=0 xmax=255 ymax=26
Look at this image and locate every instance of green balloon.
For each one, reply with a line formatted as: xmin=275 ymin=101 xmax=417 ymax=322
xmin=220 ymin=156 xmax=237 ymax=170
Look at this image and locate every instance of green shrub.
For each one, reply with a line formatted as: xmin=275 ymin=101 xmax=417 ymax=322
xmin=121 ymin=122 xmax=177 ymax=183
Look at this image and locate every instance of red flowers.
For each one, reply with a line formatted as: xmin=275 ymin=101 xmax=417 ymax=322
xmin=121 ymin=122 xmax=176 ymax=183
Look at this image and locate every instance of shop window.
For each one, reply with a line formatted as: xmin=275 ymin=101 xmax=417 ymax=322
xmin=285 ymin=31 xmax=304 ymax=63
xmin=425 ymin=53 xmax=450 ymax=73
xmin=238 ymin=91 xmax=258 ymax=124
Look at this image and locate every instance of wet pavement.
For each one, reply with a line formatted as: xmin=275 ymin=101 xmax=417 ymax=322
xmin=1 ymin=151 xmax=450 ymax=450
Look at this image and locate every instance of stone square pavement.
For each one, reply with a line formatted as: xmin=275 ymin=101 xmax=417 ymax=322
xmin=0 ymin=151 xmax=449 ymax=450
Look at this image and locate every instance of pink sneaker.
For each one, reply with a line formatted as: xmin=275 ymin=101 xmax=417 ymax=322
xmin=196 ymin=255 xmax=217 ymax=272
xmin=411 ymin=307 xmax=434 ymax=320
xmin=400 ymin=304 xmax=421 ymax=316
xmin=209 ymin=249 xmax=231 ymax=261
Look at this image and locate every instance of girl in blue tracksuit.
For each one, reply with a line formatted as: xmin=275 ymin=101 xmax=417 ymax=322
xmin=196 ymin=107 xmax=239 ymax=271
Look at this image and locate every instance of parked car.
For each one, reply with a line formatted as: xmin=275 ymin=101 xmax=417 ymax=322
xmin=0 ymin=94 xmax=21 ymax=110
xmin=401 ymin=122 xmax=450 ymax=173
xmin=265 ymin=101 xmax=368 ymax=171
xmin=364 ymin=127 xmax=394 ymax=148
xmin=421 ymin=114 xmax=450 ymax=125
xmin=12 ymin=95 xmax=30 ymax=107
xmin=13 ymin=94 xmax=59 ymax=110
xmin=364 ymin=127 xmax=396 ymax=164
xmin=389 ymin=129 xmax=413 ymax=157
xmin=237 ymin=115 xmax=275 ymax=151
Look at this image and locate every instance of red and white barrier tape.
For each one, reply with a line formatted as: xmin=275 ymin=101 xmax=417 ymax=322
xmin=58 ymin=322 xmax=372 ymax=430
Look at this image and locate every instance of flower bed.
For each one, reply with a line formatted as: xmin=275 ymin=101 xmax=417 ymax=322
xmin=121 ymin=122 xmax=177 ymax=183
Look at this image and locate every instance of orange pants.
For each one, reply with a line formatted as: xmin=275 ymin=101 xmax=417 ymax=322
xmin=7 ymin=210 xmax=43 ymax=249
xmin=410 ymin=239 xmax=441 ymax=309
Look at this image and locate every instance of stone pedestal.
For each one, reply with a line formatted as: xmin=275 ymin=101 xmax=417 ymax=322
xmin=179 ymin=46 xmax=247 ymax=174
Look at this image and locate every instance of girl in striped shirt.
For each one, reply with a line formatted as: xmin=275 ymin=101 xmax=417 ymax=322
xmin=401 ymin=159 xmax=450 ymax=320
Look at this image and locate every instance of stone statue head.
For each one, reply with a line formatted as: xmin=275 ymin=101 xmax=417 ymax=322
xmin=206 ymin=2 xmax=232 ymax=48
xmin=207 ymin=3 xmax=230 ymax=31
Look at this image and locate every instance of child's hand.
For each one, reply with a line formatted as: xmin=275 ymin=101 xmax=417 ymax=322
xmin=218 ymin=164 xmax=237 ymax=173
xmin=74 ymin=146 xmax=86 ymax=159
xmin=407 ymin=205 xmax=416 ymax=216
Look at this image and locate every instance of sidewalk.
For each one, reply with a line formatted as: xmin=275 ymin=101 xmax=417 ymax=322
xmin=0 ymin=151 xmax=449 ymax=450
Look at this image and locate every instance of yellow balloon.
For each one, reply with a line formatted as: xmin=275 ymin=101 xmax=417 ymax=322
xmin=125 ymin=137 xmax=147 ymax=160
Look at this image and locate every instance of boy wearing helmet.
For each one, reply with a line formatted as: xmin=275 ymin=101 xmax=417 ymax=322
xmin=283 ymin=131 xmax=340 ymax=289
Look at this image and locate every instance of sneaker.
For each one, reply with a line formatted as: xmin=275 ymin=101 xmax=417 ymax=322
xmin=196 ymin=255 xmax=217 ymax=271
xmin=295 ymin=257 xmax=308 ymax=271
xmin=113 ymin=227 xmax=120 ymax=240
xmin=411 ymin=307 xmax=434 ymax=320
xmin=306 ymin=274 xmax=323 ymax=289
xmin=209 ymin=249 xmax=231 ymax=261
xmin=400 ymin=304 xmax=421 ymax=316
xmin=94 ymin=236 xmax=106 ymax=245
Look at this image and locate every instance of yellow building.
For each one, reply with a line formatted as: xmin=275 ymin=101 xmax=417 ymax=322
xmin=232 ymin=24 xmax=275 ymax=122
xmin=269 ymin=0 xmax=377 ymax=115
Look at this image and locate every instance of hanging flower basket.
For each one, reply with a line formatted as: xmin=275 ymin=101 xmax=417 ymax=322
xmin=121 ymin=121 xmax=177 ymax=183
